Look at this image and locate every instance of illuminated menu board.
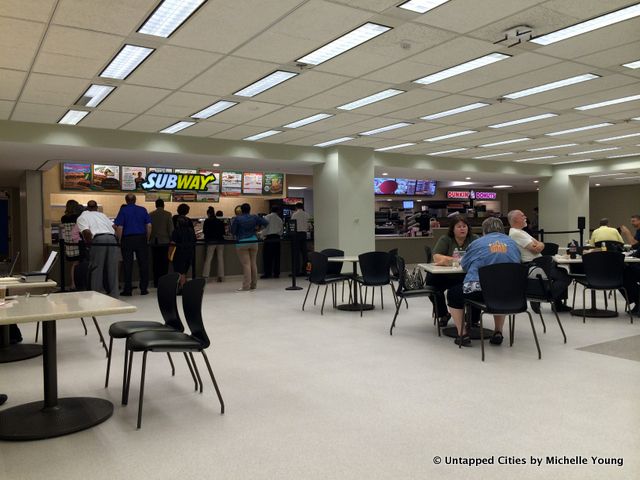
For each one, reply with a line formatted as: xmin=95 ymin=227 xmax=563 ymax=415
xmin=221 ymin=171 xmax=242 ymax=195
xmin=242 ymin=172 xmax=263 ymax=195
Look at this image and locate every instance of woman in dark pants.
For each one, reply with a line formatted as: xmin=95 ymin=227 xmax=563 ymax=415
xmin=169 ymin=204 xmax=196 ymax=289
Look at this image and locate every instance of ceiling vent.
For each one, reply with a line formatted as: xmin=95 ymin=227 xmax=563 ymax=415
xmin=494 ymin=25 xmax=533 ymax=47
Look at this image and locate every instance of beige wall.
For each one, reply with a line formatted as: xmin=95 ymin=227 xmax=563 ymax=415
xmin=590 ymin=184 xmax=640 ymax=231
xmin=507 ymin=192 xmax=538 ymax=220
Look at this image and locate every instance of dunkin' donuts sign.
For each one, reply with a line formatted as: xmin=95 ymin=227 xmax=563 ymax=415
xmin=142 ymin=172 xmax=216 ymax=191
xmin=446 ymin=190 xmax=497 ymax=200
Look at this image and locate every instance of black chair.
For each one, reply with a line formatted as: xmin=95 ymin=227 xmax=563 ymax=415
xmin=320 ymin=248 xmax=350 ymax=303
xmin=389 ymin=256 xmax=438 ymax=335
xmin=575 ymin=251 xmax=632 ymax=323
xmin=388 ymin=248 xmax=408 ymax=309
xmin=594 ymin=240 xmax=624 ymax=253
xmin=541 ymin=242 xmax=559 ymax=256
xmin=123 ymin=278 xmax=225 ymax=429
xmin=302 ymin=252 xmax=347 ymax=315
xmin=464 ymin=263 xmax=540 ymax=361
xmin=424 ymin=245 xmax=433 ymax=264
xmin=526 ymin=256 xmax=567 ymax=343
xmin=356 ymin=251 xmax=392 ymax=317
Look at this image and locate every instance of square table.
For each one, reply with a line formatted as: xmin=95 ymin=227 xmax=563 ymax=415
xmin=0 ymin=291 xmax=136 ymax=441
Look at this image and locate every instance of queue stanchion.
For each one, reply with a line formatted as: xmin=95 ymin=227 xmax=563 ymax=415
xmin=58 ymin=239 xmax=66 ymax=292
xmin=539 ymin=228 xmax=544 ymax=242
xmin=284 ymin=219 xmax=302 ymax=291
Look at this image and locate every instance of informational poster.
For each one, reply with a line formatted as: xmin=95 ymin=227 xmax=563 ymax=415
xmin=198 ymin=169 xmax=220 ymax=193
xmin=242 ymin=172 xmax=263 ymax=195
xmin=145 ymin=191 xmax=172 ymax=203
xmin=196 ymin=192 xmax=220 ymax=203
xmin=61 ymin=163 xmax=92 ymax=190
xmin=121 ymin=166 xmax=147 ymax=191
xmin=262 ymin=173 xmax=284 ymax=195
xmin=148 ymin=167 xmax=173 ymax=173
xmin=221 ymin=171 xmax=242 ymax=195
xmin=92 ymin=165 xmax=121 ymax=190
xmin=172 ymin=192 xmax=197 ymax=202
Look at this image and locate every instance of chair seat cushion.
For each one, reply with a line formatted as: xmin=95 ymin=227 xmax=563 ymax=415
xmin=109 ymin=321 xmax=173 ymax=338
xmin=127 ymin=331 xmax=201 ymax=352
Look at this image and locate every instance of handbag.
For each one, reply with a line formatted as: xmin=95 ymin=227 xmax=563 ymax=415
xmin=404 ymin=267 xmax=424 ymax=291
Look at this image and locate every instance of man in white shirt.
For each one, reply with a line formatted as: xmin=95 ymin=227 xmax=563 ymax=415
xmin=76 ymin=200 xmax=119 ymax=297
xmin=290 ymin=203 xmax=311 ymax=275
xmin=260 ymin=206 xmax=284 ymax=279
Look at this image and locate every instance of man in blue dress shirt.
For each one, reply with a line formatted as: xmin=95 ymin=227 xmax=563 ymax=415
xmin=114 ymin=194 xmax=152 ymax=296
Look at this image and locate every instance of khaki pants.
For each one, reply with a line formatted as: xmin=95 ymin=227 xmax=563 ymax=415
xmin=203 ymin=244 xmax=224 ymax=279
xmin=236 ymin=243 xmax=258 ymax=290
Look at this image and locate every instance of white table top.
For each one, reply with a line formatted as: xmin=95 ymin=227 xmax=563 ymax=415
xmin=553 ymin=254 xmax=640 ymax=264
xmin=0 ymin=278 xmax=57 ymax=291
xmin=327 ymin=256 xmax=359 ymax=263
xmin=0 ymin=291 xmax=137 ymax=326
xmin=417 ymin=263 xmax=464 ymax=274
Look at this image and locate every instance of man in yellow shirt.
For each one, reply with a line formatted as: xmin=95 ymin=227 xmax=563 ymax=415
xmin=589 ymin=218 xmax=624 ymax=245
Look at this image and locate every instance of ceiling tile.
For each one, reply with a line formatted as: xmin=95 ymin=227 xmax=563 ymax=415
xmin=260 ymin=129 xmax=316 ymax=144
xmin=0 ymin=69 xmax=27 ymax=101
xmin=543 ymin=0 xmax=636 ymax=19
xmin=179 ymin=121 xmax=234 ymax=138
xmin=355 ymin=89 xmax=447 ymax=117
xmin=244 ymin=106 xmax=325 ymax=129
xmin=212 ymin=125 xmax=275 ymax=141
xmin=293 ymin=112 xmax=371 ymax=133
xmin=145 ymin=92 xmax=223 ymax=118
xmin=0 ymin=100 xmax=14 ymax=120
xmin=294 ymin=78 xmax=392 ymax=109
xmin=80 ymin=110 xmax=137 ymax=129
xmin=99 ymin=85 xmax=171 ymax=113
xmin=0 ymin=0 xmax=56 ymax=22
xmin=20 ymin=73 xmax=89 ymax=106
xmin=11 ymin=102 xmax=66 ymax=123
xmin=575 ymin=40 xmax=640 ymax=70
xmin=257 ymin=71 xmax=351 ymax=105
xmin=328 ymin=0 xmax=400 ymax=12
xmin=0 ymin=17 xmax=45 ymax=70
xmin=120 ymin=115 xmax=177 ymax=133
xmin=538 ymin=82 xmax=640 ymax=112
xmin=208 ymin=101 xmax=283 ymax=125
xmin=52 ymin=0 xmax=157 ymax=35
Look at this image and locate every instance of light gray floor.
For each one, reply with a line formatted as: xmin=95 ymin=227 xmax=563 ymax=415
xmin=1 ymin=278 xmax=638 ymax=480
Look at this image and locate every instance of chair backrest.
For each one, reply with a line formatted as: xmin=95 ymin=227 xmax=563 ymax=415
xmin=594 ymin=240 xmax=624 ymax=253
xmin=424 ymin=245 xmax=433 ymax=264
xmin=478 ymin=263 xmax=528 ymax=314
xmin=388 ymin=248 xmax=399 ymax=277
xmin=308 ymin=251 xmax=329 ymax=284
xmin=395 ymin=255 xmax=407 ymax=293
xmin=583 ymin=251 xmax=625 ymax=289
xmin=358 ymin=251 xmax=391 ymax=284
xmin=541 ymin=242 xmax=559 ymax=256
xmin=73 ymin=260 xmax=96 ymax=291
xmin=157 ymin=273 xmax=184 ymax=332
xmin=182 ymin=278 xmax=209 ymax=348
xmin=320 ymin=248 xmax=344 ymax=275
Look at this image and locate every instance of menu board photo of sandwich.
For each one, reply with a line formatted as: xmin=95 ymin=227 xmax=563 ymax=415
xmin=221 ymin=171 xmax=242 ymax=195
xmin=262 ymin=173 xmax=284 ymax=195
xmin=92 ymin=165 xmax=121 ymax=190
xmin=242 ymin=172 xmax=263 ymax=195
xmin=62 ymin=163 xmax=92 ymax=190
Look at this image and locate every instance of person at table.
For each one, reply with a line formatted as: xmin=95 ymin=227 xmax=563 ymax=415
xmin=231 ymin=203 xmax=268 ymax=292
xmin=202 ymin=206 xmax=226 ymax=282
xmin=114 ymin=193 xmax=152 ymax=296
xmin=446 ymin=217 xmax=521 ymax=346
xmin=429 ymin=215 xmax=478 ymax=327
xmin=149 ymin=198 xmax=173 ymax=288
xmin=618 ymin=215 xmax=640 ymax=314
xmin=620 ymin=214 xmax=640 ymax=249
xmin=76 ymin=200 xmax=119 ymax=297
xmin=169 ymin=203 xmax=196 ymax=289
xmin=508 ymin=209 xmax=572 ymax=312
xmin=589 ymin=218 xmax=624 ymax=247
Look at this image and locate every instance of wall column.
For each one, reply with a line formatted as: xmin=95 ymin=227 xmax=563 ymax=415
xmin=313 ymin=147 xmax=375 ymax=256
xmin=19 ymin=170 xmax=44 ymax=271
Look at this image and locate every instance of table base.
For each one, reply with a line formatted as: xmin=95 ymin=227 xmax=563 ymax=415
xmin=337 ymin=303 xmax=375 ymax=312
xmin=570 ymin=308 xmax=618 ymax=318
xmin=442 ymin=326 xmax=495 ymax=340
xmin=0 ymin=397 xmax=113 ymax=441
xmin=0 ymin=344 xmax=43 ymax=363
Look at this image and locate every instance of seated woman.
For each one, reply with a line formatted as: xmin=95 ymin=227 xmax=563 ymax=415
xmin=446 ymin=217 xmax=521 ymax=346
xmin=428 ymin=216 xmax=478 ymax=327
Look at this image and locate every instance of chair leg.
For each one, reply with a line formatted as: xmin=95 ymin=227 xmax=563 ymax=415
xmin=341 ymin=281 xmax=345 ymax=302
xmin=123 ymin=349 xmax=134 ymax=406
xmin=572 ymin=281 xmax=577 ymax=309
xmin=302 ymin=283 xmax=311 ymax=311
xmin=582 ymin=288 xmax=588 ymax=324
xmin=320 ymin=285 xmax=328 ymax=315
xmin=550 ymin=304 xmax=567 ymax=344
xmin=92 ymin=317 xmax=108 ymax=357
xmin=380 ymin=286 xmax=384 ymax=310
xmin=432 ymin=294 xmax=441 ymax=337
xmin=526 ymin=311 xmax=542 ymax=359
xmin=189 ymin=352 xmax=204 ymax=393
xmin=613 ymin=290 xmax=618 ymax=313
xmin=480 ymin=312 xmax=485 ymax=362
xmin=183 ymin=352 xmax=198 ymax=391
xmin=201 ymin=350 xmax=225 ymax=414
xmin=314 ymin=285 xmax=320 ymax=305
xmin=167 ymin=353 xmax=175 ymax=376
xmin=359 ymin=284 xmax=364 ymax=317
xmin=121 ymin=347 xmax=130 ymax=405
xmin=620 ymin=287 xmax=633 ymax=323
xmin=509 ymin=315 xmax=515 ymax=347
xmin=136 ymin=351 xmax=148 ymax=429
xmin=35 ymin=322 xmax=40 ymax=342
xmin=80 ymin=317 xmax=88 ymax=335
xmin=371 ymin=287 xmax=375 ymax=306
xmin=389 ymin=297 xmax=402 ymax=335
xmin=105 ymin=336 xmax=114 ymax=388
xmin=537 ymin=311 xmax=547 ymax=334
xmin=604 ymin=290 xmax=608 ymax=309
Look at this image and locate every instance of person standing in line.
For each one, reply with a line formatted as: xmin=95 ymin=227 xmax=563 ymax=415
xmin=114 ymin=193 xmax=151 ymax=296
xmin=60 ymin=199 xmax=84 ymax=289
xmin=230 ymin=203 xmax=268 ymax=291
xmin=169 ymin=203 xmax=196 ymax=289
xmin=76 ymin=200 xmax=119 ymax=297
xmin=291 ymin=202 xmax=311 ymax=275
xmin=202 ymin=206 xmax=226 ymax=282
xmin=149 ymin=198 xmax=173 ymax=288
xmin=260 ymin=206 xmax=283 ymax=279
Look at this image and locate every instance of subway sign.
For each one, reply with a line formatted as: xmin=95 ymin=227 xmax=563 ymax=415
xmin=447 ymin=190 xmax=497 ymax=200
xmin=142 ymin=172 xmax=215 ymax=191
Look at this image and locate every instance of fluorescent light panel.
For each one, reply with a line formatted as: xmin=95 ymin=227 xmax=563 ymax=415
xmin=492 ymin=185 xmax=512 ymax=188
xmin=513 ymin=155 xmax=557 ymax=163
xmin=479 ymin=137 xmax=531 ymax=147
xmin=314 ymin=137 xmax=354 ymax=147
xmin=234 ymin=71 xmax=297 ymax=97
xmin=79 ymin=84 xmax=115 ymax=107
xmin=160 ymin=121 xmax=195 ymax=134
xmin=473 ymin=152 xmax=513 ymax=159
xmin=608 ymin=153 xmax=640 ymax=158
xmin=531 ymin=4 xmax=640 ymax=45
xmin=488 ymin=113 xmax=557 ymax=128
xmin=191 ymin=100 xmax=237 ymax=119
xmin=421 ymin=102 xmax=489 ymax=120
xmin=503 ymin=74 xmax=599 ymax=99
xmin=374 ymin=143 xmax=416 ymax=152
xmin=243 ymin=130 xmax=282 ymax=141
xmin=425 ymin=130 xmax=476 ymax=142
xmin=137 ymin=0 xmax=205 ymax=38
xmin=568 ymin=147 xmax=619 ymax=155
xmin=337 ymin=89 xmax=404 ymax=111
xmin=596 ymin=132 xmax=640 ymax=142
xmin=428 ymin=148 xmax=467 ymax=155
xmin=546 ymin=123 xmax=613 ymax=136
xmin=100 ymin=45 xmax=154 ymax=79
xmin=623 ymin=59 xmax=640 ymax=69
xmin=527 ymin=143 xmax=578 ymax=151
xmin=58 ymin=110 xmax=89 ymax=125
xmin=283 ymin=113 xmax=333 ymax=129
xmin=414 ymin=53 xmax=510 ymax=85
xmin=590 ymin=173 xmax=621 ymax=178
xmin=297 ymin=22 xmax=391 ymax=66
xmin=360 ymin=122 xmax=412 ymax=136
xmin=552 ymin=159 xmax=595 ymax=165
xmin=398 ymin=0 xmax=450 ymax=14
xmin=616 ymin=176 xmax=640 ymax=179
xmin=575 ymin=94 xmax=640 ymax=111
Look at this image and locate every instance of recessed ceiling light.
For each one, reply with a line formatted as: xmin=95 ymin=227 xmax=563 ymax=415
xmin=450 ymin=181 xmax=474 ymax=186
xmin=314 ymin=137 xmax=354 ymax=147
xmin=623 ymin=59 xmax=640 ymax=69
xmin=536 ymin=188 xmax=540 ymax=191
xmin=425 ymin=130 xmax=477 ymax=142
xmin=595 ymin=183 xmax=601 ymax=186
xmin=479 ymin=138 xmax=531 ymax=147
xmin=283 ymin=113 xmax=333 ymax=129
xmin=552 ymin=159 xmax=595 ymax=165
xmin=160 ymin=121 xmax=195 ymax=134
xmin=513 ymin=155 xmax=557 ymax=163
xmin=502 ymin=74 xmax=599 ymax=99
xmin=58 ymin=110 xmax=89 ymax=125
xmin=382 ymin=172 xmax=389 ymax=176
xmin=234 ymin=71 xmax=297 ymax=97
xmin=465 ymin=177 xmax=471 ymax=180
xmin=387 ymin=198 xmax=392 ymax=202
xmin=398 ymin=0 xmax=450 ymax=14
xmin=212 ymin=163 xmax=220 ymax=167
xmin=191 ymin=100 xmax=237 ymax=119
xmin=531 ymin=4 xmax=640 ymax=45
xmin=414 ymin=53 xmax=510 ymax=85
xmin=360 ymin=122 xmax=412 ymax=136
xmin=473 ymin=152 xmax=514 ymax=159
xmin=243 ymin=130 xmax=282 ymax=141
xmin=546 ymin=123 xmax=613 ymax=136
xmin=575 ymin=94 xmax=640 ymax=111
xmin=568 ymin=147 xmax=619 ymax=155
xmin=492 ymin=185 xmax=512 ymax=189
xmin=374 ymin=143 xmax=416 ymax=152
xmin=420 ymin=102 xmax=489 ymax=120
xmin=297 ymin=22 xmax=391 ymax=65
xmin=428 ymin=148 xmax=467 ymax=155
xmin=337 ymin=89 xmax=404 ymax=110
xmin=608 ymin=152 xmax=640 ymax=158
xmin=533 ymin=180 xmax=539 ymax=183
xmin=77 ymin=84 xmax=115 ymax=107
xmin=596 ymin=132 xmax=640 ymax=142
xmin=488 ymin=113 xmax=557 ymax=129
xmin=137 ymin=0 xmax=206 ymax=38
xmin=526 ymin=143 xmax=578 ymax=151
xmin=100 ymin=45 xmax=154 ymax=80
xmin=417 ymin=199 xmax=422 ymax=202
xmin=287 ymin=186 xmax=307 ymax=190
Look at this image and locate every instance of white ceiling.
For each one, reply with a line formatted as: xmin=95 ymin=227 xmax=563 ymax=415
xmin=1 ymin=0 xmax=640 ymax=188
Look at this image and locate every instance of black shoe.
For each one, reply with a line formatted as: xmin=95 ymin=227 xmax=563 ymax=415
xmin=0 ymin=394 xmax=7 ymax=406
xmin=438 ymin=316 xmax=449 ymax=327
xmin=489 ymin=331 xmax=504 ymax=345
xmin=120 ymin=291 xmax=132 ymax=296
xmin=140 ymin=290 xmax=149 ymax=295
xmin=454 ymin=335 xmax=471 ymax=347
xmin=554 ymin=303 xmax=573 ymax=313
xmin=530 ymin=302 xmax=541 ymax=314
